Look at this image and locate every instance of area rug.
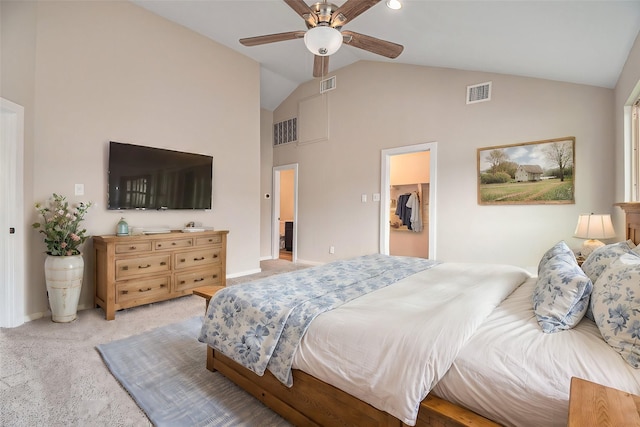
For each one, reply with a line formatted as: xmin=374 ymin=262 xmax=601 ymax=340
xmin=96 ymin=316 xmax=291 ymax=427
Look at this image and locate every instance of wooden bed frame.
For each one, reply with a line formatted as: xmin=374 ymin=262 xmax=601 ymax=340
xmin=205 ymin=203 xmax=640 ymax=427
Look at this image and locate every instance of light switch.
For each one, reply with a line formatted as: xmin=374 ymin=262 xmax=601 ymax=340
xmin=373 ymin=193 xmax=381 ymax=202
xmin=75 ymin=184 xmax=84 ymax=196
xmin=361 ymin=194 xmax=367 ymax=203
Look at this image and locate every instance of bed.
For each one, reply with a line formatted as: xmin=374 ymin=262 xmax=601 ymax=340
xmin=200 ymin=203 xmax=640 ymax=426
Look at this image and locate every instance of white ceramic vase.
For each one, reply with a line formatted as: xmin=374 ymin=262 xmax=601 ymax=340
xmin=44 ymin=254 xmax=84 ymax=323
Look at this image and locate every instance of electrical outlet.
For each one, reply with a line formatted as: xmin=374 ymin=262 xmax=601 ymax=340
xmin=329 ymin=246 xmax=335 ymax=254
xmin=373 ymin=193 xmax=381 ymax=202
xmin=74 ymin=184 xmax=84 ymax=196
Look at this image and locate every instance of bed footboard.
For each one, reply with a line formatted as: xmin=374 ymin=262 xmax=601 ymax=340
xmin=207 ymin=346 xmax=499 ymax=427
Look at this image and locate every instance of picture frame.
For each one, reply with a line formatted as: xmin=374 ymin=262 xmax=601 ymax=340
xmin=477 ymin=136 xmax=575 ymax=205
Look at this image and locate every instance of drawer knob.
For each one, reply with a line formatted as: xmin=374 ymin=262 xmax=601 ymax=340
xmin=212 ymin=274 xmax=218 ymax=279
xmin=194 ymin=257 xmax=205 ymax=261
xmin=122 ymin=266 xmax=129 ymax=271
xmin=129 ymin=246 xmax=137 ymax=250
xmin=180 ymin=258 xmax=186 ymax=263
xmin=157 ymin=244 xmax=162 ymax=248
xmin=194 ymin=278 xmax=204 ymax=282
xmin=160 ymin=261 xmax=167 ymax=266
xmin=180 ymin=280 xmax=186 ymax=284
xmin=172 ymin=242 xmax=176 ymax=245
xmin=213 ymin=254 xmax=218 ymax=258
xmin=138 ymin=287 xmax=152 ymax=293
xmin=138 ymin=264 xmax=151 ymax=269
xmin=121 ymin=290 xmax=129 ymax=295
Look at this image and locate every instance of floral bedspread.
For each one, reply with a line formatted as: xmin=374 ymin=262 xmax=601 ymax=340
xmin=198 ymin=254 xmax=438 ymax=386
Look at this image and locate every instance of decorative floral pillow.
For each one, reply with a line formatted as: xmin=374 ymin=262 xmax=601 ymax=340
xmin=537 ymin=241 xmax=574 ymax=274
xmin=582 ymin=240 xmax=636 ymax=283
xmin=533 ymin=242 xmax=593 ymax=333
xmin=581 ymin=240 xmax=636 ymax=321
xmin=591 ymin=252 xmax=640 ymax=368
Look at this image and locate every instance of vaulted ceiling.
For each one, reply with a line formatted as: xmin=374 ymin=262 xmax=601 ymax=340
xmin=132 ymin=0 xmax=640 ymax=111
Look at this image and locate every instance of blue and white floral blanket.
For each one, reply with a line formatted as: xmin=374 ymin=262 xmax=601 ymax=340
xmin=198 ymin=254 xmax=438 ymax=386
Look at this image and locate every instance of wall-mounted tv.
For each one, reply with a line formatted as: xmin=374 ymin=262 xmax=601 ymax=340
xmin=107 ymin=141 xmax=213 ymax=210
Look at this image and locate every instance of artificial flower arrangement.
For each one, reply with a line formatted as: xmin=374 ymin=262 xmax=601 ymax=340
xmin=32 ymin=193 xmax=92 ymax=256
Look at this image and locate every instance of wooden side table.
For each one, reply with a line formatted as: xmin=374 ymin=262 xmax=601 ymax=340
xmin=568 ymin=377 xmax=640 ymax=426
xmin=192 ymin=285 xmax=225 ymax=315
xmin=192 ymin=285 xmax=225 ymax=371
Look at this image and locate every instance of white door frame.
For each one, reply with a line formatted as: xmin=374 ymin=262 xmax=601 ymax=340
xmin=380 ymin=142 xmax=437 ymax=258
xmin=272 ymin=164 xmax=298 ymax=262
xmin=1 ymin=97 xmax=26 ymax=327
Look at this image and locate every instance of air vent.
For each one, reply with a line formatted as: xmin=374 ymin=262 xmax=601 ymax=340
xmin=273 ymin=117 xmax=297 ymax=146
xmin=320 ymin=76 xmax=336 ymax=93
xmin=466 ymin=81 xmax=492 ymax=104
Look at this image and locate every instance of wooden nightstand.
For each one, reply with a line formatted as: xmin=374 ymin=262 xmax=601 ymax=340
xmin=568 ymin=377 xmax=640 ymax=426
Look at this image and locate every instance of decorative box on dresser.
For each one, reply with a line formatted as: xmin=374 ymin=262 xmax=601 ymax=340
xmin=94 ymin=230 xmax=228 ymax=320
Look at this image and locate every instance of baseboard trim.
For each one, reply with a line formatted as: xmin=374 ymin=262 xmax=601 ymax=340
xmin=227 ymin=268 xmax=262 ymax=279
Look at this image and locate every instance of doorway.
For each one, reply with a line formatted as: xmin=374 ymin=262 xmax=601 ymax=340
xmin=1 ymin=97 xmax=26 ymax=327
xmin=380 ymin=143 xmax=437 ymax=259
xmin=272 ymin=164 xmax=298 ymax=262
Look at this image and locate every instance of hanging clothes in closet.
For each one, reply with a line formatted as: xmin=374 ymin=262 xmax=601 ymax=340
xmin=395 ymin=193 xmax=412 ymax=230
xmin=406 ymin=191 xmax=422 ymax=232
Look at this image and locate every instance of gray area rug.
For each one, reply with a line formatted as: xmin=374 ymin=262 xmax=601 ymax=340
xmin=96 ymin=316 xmax=291 ymax=427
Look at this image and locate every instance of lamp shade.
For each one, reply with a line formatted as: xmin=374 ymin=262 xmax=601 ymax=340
xmin=304 ymin=26 xmax=343 ymax=56
xmin=574 ymin=214 xmax=616 ymax=239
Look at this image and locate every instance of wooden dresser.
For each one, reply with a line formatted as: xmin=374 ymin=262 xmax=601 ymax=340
xmin=93 ymin=230 xmax=228 ymax=320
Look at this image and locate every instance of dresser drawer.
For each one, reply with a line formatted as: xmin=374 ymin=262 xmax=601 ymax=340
xmin=115 ymin=241 xmax=152 ymax=254
xmin=195 ymin=235 xmax=222 ymax=246
xmin=175 ymin=266 xmax=222 ymax=291
xmin=115 ymin=254 xmax=171 ymax=279
xmin=116 ymin=276 xmax=170 ymax=304
xmin=154 ymin=238 xmax=193 ymax=251
xmin=174 ymin=248 xmax=222 ymax=270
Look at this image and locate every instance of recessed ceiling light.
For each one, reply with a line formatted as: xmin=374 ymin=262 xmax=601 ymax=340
xmin=386 ymin=0 xmax=402 ymax=10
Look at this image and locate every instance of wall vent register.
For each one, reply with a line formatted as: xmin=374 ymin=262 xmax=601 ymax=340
xmin=273 ymin=117 xmax=297 ymax=146
xmin=466 ymin=81 xmax=492 ymax=104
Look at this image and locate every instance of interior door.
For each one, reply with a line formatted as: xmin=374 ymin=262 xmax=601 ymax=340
xmin=1 ymin=97 xmax=25 ymax=327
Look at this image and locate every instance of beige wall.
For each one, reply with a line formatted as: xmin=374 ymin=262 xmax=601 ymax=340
xmin=273 ymin=61 xmax=616 ymax=269
xmin=2 ymin=1 xmax=262 ymax=319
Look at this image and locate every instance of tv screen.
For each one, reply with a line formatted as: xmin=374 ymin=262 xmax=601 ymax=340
xmin=107 ymin=141 xmax=213 ymax=210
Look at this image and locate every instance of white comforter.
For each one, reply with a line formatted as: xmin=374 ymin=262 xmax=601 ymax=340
xmin=431 ymin=276 xmax=640 ymax=427
xmin=292 ymin=262 xmax=531 ymax=425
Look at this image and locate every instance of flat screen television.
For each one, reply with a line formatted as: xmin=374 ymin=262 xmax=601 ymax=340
xmin=107 ymin=141 xmax=213 ymax=210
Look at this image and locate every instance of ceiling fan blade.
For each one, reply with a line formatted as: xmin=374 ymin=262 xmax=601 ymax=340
xmin=331 ymin=0 xmax=380 ymax=28
xmin=284 ymin=0 xmax=318 ymax=27
xmin=341 ymin=30 xmax=404 ymax=58
xmin=240 ymin=31 xmax=305 ymax=47
xmin=313 ymin=55 xmax=329 ymax=78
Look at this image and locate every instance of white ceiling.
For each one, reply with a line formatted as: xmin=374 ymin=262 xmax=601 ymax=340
xmin=132 ymin=0 xmax=640 ymax=111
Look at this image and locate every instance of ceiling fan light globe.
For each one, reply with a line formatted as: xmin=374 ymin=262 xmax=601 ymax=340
xmin=304 ymin=26 xmax=342 ymax=56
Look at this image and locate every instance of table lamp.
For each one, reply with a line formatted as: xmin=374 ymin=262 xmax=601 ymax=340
xmin=574 ymin=213 xmax=616 ymax=258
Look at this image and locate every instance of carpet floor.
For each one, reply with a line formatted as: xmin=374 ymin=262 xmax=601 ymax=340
xmin=0 ymin=259 xmax=309 ymax=426
xmin=97 ymin=316 xmax=291 ymax=427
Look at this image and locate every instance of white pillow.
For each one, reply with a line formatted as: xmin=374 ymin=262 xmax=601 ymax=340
xmin=533 ymin=241 xmax=592 ymax=333
xmin=591 ymin=252 xmax=640 ymax=368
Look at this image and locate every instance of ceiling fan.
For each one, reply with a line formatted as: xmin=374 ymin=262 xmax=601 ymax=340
xmin=239 ymin=0 xmax=404 ymax=78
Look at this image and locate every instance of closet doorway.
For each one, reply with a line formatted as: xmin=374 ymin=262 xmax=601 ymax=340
xmin=272 ymin=164 xmax=298 ymax=262
xmin=380 ymin=143 xmax=437 ymax=259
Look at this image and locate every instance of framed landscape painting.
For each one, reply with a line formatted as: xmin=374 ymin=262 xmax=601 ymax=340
xmin=477 ymin=137 xmax=575 ymax=205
